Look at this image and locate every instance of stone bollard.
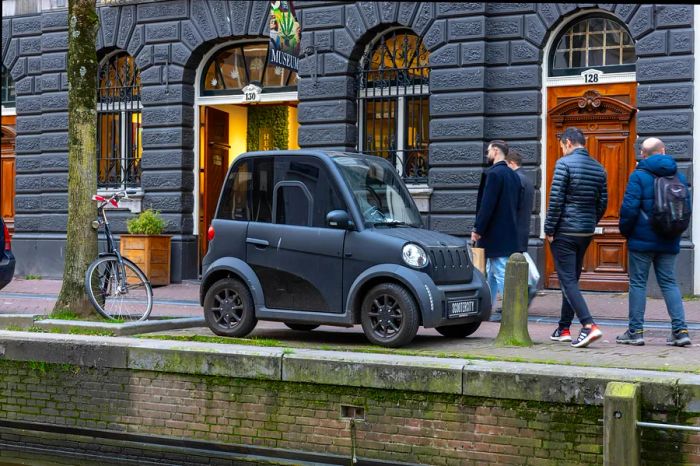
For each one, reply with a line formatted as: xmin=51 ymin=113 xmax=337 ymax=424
xmin=495 ymin=253 xmax=533 ymax=347
xmin=604 ymin=382 xmax=640 ymax=466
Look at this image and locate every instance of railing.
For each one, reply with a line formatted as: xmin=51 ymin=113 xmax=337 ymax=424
xmin=357 ymin=30 xmax=430 ymax=185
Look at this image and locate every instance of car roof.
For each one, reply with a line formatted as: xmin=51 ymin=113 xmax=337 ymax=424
xmin=234 ymin=149 xmax=377 ymax=162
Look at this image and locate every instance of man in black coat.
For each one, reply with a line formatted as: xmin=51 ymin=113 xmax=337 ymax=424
xmin=506 ymin=150 xmax=538 ymax=304
xmin=472 ymin=140 xmax=522 ymax=311
xmin=545 ymin=127 xmax=608 ymax=348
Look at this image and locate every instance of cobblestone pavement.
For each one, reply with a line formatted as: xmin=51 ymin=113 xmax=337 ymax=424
xmin=1 ymin=278 xmax=698 ymax=373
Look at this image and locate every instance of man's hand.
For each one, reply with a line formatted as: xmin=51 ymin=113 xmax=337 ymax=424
xmin=546 ymin=235 xmax=554 ymax=243
xmin=471 ymin=231 xmax=481 ymax=243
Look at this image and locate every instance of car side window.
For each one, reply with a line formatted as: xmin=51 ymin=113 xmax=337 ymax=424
xmin=217 ymin=160 xmax=251 ymax=220
xmin=275 ymin=183 xmax=311 ymax=226
xmin=251 ymin=158 xmax=274 ymax=223
xmin=274 ymin=157 xmax=346 ymax=228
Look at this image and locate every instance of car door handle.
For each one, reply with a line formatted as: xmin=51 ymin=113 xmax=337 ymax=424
xmin=246 ymin=238 xmax=269 ymax=248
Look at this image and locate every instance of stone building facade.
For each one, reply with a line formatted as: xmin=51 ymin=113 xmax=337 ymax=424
xmin=1 ymin=2 xmax=697 ymax=293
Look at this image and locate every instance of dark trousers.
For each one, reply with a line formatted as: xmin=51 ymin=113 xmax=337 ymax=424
xmin=551 ymin=235 xmax=594 ymax=328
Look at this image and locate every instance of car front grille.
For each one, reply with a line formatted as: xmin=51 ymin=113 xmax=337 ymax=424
xmin=427 ymin=247 xmax=473 ymax=285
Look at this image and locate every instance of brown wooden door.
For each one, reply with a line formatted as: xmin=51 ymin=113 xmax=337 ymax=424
xmin=199 ymin=107 xmax=230 ymax=261
xmin=545 ymin=84 xmax=637 ymax=292
xmin=1 ymin=123 xmax=16 ymax=235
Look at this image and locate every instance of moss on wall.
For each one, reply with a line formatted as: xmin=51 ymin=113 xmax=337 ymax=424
xmin=247 ymin=105 xmax=289 ymax=151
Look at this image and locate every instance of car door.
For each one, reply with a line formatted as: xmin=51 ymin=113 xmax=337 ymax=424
xmin=246 ymin=156 xmax=347 ymax=313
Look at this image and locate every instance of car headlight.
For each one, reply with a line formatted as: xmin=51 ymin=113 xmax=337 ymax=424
xmin=466 ymin=242 xmax=473 ymax=262
xmin=402 ymin=243 xmax=428 ymax=268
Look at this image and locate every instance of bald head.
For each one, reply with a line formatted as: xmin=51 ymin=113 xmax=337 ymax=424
xmin=641 ymin=138 xmax=665 ymax=158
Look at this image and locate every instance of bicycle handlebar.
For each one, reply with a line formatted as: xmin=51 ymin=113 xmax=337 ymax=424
xmin=92 ymin=190 xmax=139 ymax=208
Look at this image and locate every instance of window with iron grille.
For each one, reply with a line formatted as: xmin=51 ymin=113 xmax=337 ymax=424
xmin=1 ymin=65 xmax=15 ymax=109
xmin=97 ymin=52 xmax=142 ymax=189
xmin=358 ymin=30 xmax=429 ymax=184
xmin=550 ymin=15 xmax=635 ymax=76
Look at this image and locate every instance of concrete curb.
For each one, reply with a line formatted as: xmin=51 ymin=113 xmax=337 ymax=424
xmin=0 ymin=314 xmax=37 ymax=328
xmin=0 ymin=331 xmax=698 ymax=413
xmin=29 ymin=317 xmax=205 ymax=336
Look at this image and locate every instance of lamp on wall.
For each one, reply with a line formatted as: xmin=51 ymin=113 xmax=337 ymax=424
xmin=303 ymin=45 xmax=319 ymax=83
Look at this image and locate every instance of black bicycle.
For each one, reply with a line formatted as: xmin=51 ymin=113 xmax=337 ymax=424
xmin=84 ymin=191 xmax=153 ymax=321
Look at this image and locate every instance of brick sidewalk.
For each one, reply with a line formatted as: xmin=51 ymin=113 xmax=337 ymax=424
xmin=1 ymin=278 xmax=698 ymax=373
xmin=1 ymin=277 xmax=699 ymax=324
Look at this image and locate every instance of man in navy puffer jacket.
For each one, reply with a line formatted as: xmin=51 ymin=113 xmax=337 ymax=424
xmin=616 ymin=137 xmax=692 ymax=347
xmin=545 ymin=127 xmax=607 ymax=348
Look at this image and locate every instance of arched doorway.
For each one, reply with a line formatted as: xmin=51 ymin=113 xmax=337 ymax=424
xmin=195 ymin=40 xmax=299 ymax=263
xmin=543 ymin=14 xmax=638 ymax=292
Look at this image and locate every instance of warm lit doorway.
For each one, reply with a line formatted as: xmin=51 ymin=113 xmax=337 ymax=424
xmin=195 ymin=40 xmax=299 ymax=265
xmin=197 ymin=102 xmax=299 ymax=262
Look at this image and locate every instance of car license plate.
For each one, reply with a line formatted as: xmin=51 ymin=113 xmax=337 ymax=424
xmin=448 ymin=299 xmax=478 ymax=319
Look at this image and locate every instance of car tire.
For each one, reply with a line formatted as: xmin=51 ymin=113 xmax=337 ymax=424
xmin=284 ymin=323 xmax=320 ymax=331
xmin=203 ymin=278 xmax=257 ymax=337
xmin=360 ymin=283 xmax=419 ymax=348
xmin=435 ymin=322 xmax=481 ymax=338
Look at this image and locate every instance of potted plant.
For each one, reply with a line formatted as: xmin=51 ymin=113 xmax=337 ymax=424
xmin=120 ymin=209 xmax=171 ymax=286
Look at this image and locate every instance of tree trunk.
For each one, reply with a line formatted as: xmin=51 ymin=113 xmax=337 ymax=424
xmin=53 ymin=0 xmax=99 ymax=317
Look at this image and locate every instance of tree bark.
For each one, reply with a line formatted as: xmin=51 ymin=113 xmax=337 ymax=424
xmin=53 ymin=0 xmax=99 ymax=317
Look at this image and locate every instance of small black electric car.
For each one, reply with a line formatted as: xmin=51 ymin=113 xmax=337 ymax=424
xmin=200 ymin=151 xmax=491 ymax=347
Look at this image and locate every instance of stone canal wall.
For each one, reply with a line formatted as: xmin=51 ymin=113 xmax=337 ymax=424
xmin=0 ymin=332 xmax=698 ymax=465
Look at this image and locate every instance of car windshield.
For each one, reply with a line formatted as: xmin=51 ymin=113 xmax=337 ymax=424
xmin=332 ymin=155 xmax=422 ymax=228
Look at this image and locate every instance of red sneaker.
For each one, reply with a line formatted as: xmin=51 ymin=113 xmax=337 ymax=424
xmin=572 ymin=324 xmax=603 ymax=348
xmin=550 ymin=327 xmax=571 ymax=342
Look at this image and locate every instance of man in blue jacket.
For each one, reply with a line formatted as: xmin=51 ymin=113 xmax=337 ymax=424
xmin=617 ymin=137 xmax=692 ymax=347
xmin=472 ymin=140 xmax=521 ymax=312
xmin=545 ymin=127 xmax=607 ymax=348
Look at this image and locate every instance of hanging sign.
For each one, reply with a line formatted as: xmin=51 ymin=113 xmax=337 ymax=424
xmin=269 ymin=1 xmax=300 ymax=71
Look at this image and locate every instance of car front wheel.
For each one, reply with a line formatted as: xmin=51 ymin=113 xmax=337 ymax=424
xmin=203 ymin=278 xmax=257 ymax=337
xmin=360 ymin=283 xmax=419 ymax=348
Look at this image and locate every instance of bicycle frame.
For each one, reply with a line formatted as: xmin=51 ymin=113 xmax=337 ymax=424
xmin=94 ymin=193 xmax=129 ymax=293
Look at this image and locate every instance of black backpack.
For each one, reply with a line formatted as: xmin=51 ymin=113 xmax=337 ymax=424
xmin=647 ymin=172 xmax=691 ymax=239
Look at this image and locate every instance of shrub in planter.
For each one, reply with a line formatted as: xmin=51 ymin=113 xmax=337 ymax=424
xmin=120 ymin=209 xmax=171 ymax=286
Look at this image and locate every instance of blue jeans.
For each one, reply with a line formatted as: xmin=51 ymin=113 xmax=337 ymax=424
xmin=487 ymin=256 xmax=538 ymax=306
xmin=628 ymin=251 xmax=687 ymax=333
xmin=486 ymin=257 xmax=508 ymax=305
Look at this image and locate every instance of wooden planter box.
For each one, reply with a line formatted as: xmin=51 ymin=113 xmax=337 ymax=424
xmin=119 ymin=235 xmax=171 ymax=286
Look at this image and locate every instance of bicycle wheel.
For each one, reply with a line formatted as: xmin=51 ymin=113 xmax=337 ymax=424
xmin=85 ymin=255 xmax=153 ymax=321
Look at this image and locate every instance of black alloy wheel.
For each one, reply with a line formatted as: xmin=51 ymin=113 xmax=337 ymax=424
xmin=203 ymin=278 xmax=257 ymax=337
xmin=360 ymin=283 xmax=419 ymax=348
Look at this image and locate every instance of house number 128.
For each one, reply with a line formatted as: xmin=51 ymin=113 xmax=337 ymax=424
xmin=584 ymin=72 xmax=600 ymax=83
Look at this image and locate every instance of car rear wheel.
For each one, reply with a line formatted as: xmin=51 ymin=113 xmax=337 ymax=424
xmin=360 ymin=283 xmax=419 ymax=348
xmin=284 ymin=323 xmax=320 ymax=331
xmin=435 ymin=322 xmax=481 ymax=338
xmin=203 ymin=278 xmax=257 ymax=337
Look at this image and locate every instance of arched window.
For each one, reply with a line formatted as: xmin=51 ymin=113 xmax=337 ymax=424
xmin=358 ymin=30 xmax=430 ymax=184
xmin=97 ymin=52 xmax=142 ymax=189
xmin=201 ymin=41 xmax=297 ymax=96
xmin=1 ymin=66 xmax=15 ymax=109
xmin=550 ymin=16 xmax=635 ymax=76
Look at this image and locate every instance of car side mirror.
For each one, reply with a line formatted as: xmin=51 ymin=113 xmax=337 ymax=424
xmin=326 ymin=210 xmax=353 ymax=230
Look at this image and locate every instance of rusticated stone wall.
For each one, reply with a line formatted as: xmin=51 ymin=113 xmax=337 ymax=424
xmin=1 ymin=3 xmax=696 ymax=289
